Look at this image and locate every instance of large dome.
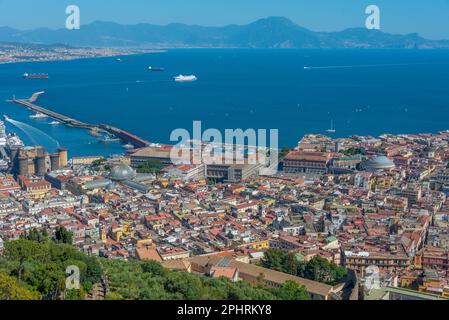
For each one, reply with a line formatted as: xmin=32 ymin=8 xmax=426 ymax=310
xmin=362 ymin=156 xmax=395 ymax=171
xmin=109 ymin=164 xmax=136 ymax=181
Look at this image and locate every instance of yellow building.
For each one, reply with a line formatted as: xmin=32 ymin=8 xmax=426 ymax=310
xmin=418 ymin=279 xmax=449 ymax=298
xmin=375 ymin=176 xmax=395 ymax=189
xmin=110 ymin=227 xmax=123 ymax=242
xmin=122 ymin=224 xmax=134 ymax=237
xmin=58 ymin=148 xmax=68 ymax=167
xmin=100 ymin=228 xmax=108 ymax=243
xmin=237 ymin=239 xmax=269 ymax=250
xmin=72 ymin=156 xmax=104 ymax=167
xmin=18 ymin=176 xmax=51 ymax=199
xmin=133 ymin=238 xmax=153 ymax=246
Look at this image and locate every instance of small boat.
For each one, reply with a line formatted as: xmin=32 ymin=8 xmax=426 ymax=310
xmin=123 ymin=143 xmax=135 ymax=149
xmin=99 ymin=136 xmax=120 ymax=143
xmin=174 ymin=75 xmax=197 ymax=82
xmin=49 ymin=121 xmax=61 ymax=125
xmin=326 ymin=120 xmax=336 ymax=134
xmin=23 ymin=73 xmax=49 ymax=79
xmin=89 ymin=129 xmax=101 ymax=137
xmin=148 ymin=66 xmax=165 ymax=72
xmin=30 ymin=113 xmax=48 ymax=119
xmin=303 ymin=66 xmax=312 ymax=70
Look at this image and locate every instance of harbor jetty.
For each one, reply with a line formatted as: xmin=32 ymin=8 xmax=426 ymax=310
xmin=11 ymin=92 xmax=151 ymax=149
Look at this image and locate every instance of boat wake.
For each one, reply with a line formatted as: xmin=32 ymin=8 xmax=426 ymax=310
xmin=5 ymin=117 xmax=60 ymax=148
xmin=29 ymin=79 xmax=174 ymax=91
xmin=304 ymin=63 xmax=414 ymax=70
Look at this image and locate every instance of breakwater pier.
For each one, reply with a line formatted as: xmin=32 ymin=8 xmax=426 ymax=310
xmin=11 ymin=92 xmax=151 ymax=149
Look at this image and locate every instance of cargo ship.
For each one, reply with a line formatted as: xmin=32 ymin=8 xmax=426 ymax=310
xmin=148 ymin=66 xmax=165 ymax=72
xmin=23 ymin=73 xmax=49 ymax=79
xmin=174 ymin=75 xmax=197 ymax=82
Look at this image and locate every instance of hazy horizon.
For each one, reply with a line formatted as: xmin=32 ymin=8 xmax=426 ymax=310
xmin=2 ymin=16 xmax=449 ymax=44
xmin=1 ymin=0 xmax=449 ymax=40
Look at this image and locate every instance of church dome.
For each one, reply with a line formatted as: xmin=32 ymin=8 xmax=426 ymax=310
xmin=362 ymin=156 xmax=395 ymax=171
xmin=108 ymin=164 xmax=136 ymax=181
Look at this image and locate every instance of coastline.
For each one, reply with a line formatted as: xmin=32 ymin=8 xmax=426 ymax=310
xmin=3 ymin=45 xmax=449 ymax=66
xmin=0 ymin=47 xmax=167 ymax=65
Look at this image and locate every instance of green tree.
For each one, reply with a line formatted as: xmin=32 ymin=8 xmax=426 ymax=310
xmin=298 ymin=256 xmax=347 ymax=286
xmin=136 ymin=160 xmax=164 ymax=174
xmin=2 ymin=239 xmax=102 ymax=299
xmin=341 ymin=147 xmax=364 ymax=156
xmin=276 ymin=281 xmax=310 ymax=300
xmin=101 ymin=258 xmax=285 ymax=301
xmin=54 ymin=227 xmax=73 ymax=245
xmin=105 ymin=292 xmax=122 ymax=300
xmin=279 ymin=147 xmax=292 ymax=159
xmin=164 ymin=272 xmax=204 ymax=299
xmin=282 ymin=252 xmax=300 ymax=275
xmin=25 ymin=261 xmax=66 ymax=299
xmin=260 ymin=249 xmax=286 ymax=272
xmin=65 ymin=288 xmax=85 ymax=300
xmin=261 ymin=249 xmax=347 ymax=286
xmin=141 ymin=260 xmax=167 ymax=277
xmin=4 ymin=239 xmax=46 ymax=281
xmin=21 ymin=228 xmax=48 ymax=243
xmin=0 ymin=273 xmax=40 ymax=300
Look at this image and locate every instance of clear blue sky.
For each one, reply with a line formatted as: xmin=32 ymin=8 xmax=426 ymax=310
xmin=1 ymin=0 xmax=449 ymax=39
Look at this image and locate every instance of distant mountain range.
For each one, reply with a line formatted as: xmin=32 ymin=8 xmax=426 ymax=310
xmin=1 ymin=17 xmax=449 ymax=49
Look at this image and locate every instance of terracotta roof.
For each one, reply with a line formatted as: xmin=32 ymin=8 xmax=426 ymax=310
xmin=161 ymin=259 xmax=191 ymax=271
xmin=188 ymin=256 xmax=335 ymax=298
xmin=210 ymin=266 xmax=238 ymax=280
xmin=136 ymin=247 xmax=162 ymax=262
xmin=285 ymin=151 xmax=332 ymax=162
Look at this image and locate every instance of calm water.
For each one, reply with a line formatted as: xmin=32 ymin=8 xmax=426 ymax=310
xmin=1 ymin=49 xmax=449 ymax=156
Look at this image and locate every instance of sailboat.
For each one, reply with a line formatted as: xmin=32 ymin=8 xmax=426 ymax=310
xmin=326 ymin=120 xmax=336 ymax=134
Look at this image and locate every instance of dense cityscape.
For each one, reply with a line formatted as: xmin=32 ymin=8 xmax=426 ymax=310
xmin=1 ymin=107 xmax=449 ymax=300
xmin=2 ymin=2 xmax=449 ymax=312
xmin=0 ymin=42 xmax=154 ymax=64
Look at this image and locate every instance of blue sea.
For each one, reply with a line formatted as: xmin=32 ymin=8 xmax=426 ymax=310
xmin=1 ymin=49 xmax=449 ymax=156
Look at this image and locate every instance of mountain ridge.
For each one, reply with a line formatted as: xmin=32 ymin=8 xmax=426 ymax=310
xmin=1 ymin=17 xmax=448 ymax=49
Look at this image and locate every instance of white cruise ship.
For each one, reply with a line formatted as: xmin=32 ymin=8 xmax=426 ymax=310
xmin=7 ymin=133 xmax=25 ymax=148
xmin=0 ymin=159 xmax=8 ymax=170
xmin=0 ymin=120 xmax=6 ymax=147
xmin=174 ymin=75 xmax=197 ymax=82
